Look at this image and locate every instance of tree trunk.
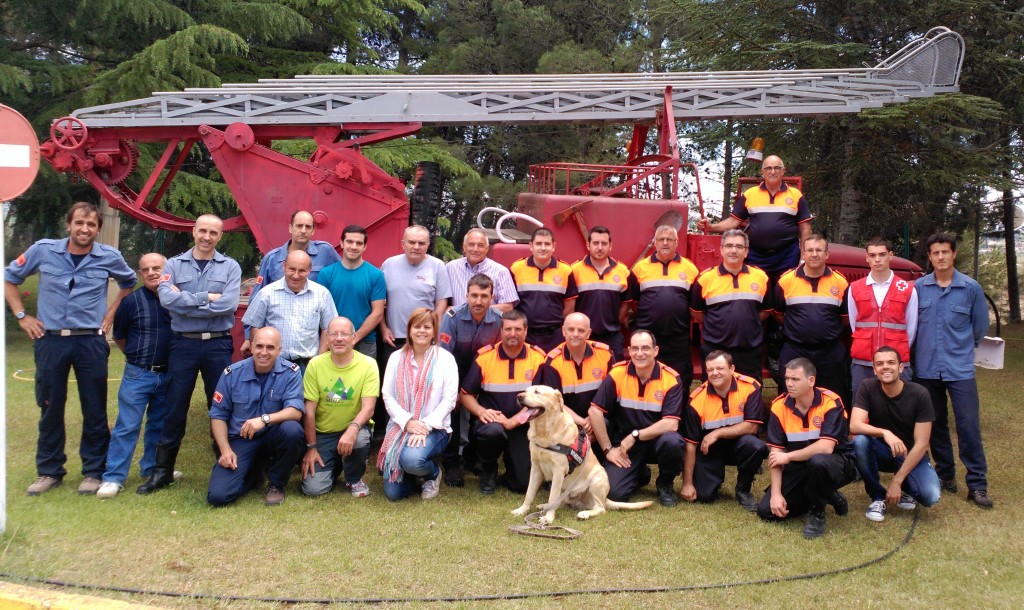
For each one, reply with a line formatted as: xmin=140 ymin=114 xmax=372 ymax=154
xmin=837 ymin=125 xmax=861 ymax=245
xmin=1002 ymin=187 xmax=1021 ymax=323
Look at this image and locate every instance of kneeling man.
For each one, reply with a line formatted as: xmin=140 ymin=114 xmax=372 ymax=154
xmin=758 ymin=358 xmax=856 ymax=538
xmin=589 ymin=330 xmax=685 ymax=507
xmin=680 ymin=350 xmax=767 ymax=511
xmin=851 ymin=346 xmax=940 ymax=522
xmin=208 ymin=327 xmax=304 ymax=506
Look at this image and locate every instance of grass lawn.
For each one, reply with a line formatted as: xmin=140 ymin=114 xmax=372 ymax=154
xmin=1 ymin=325 xmax=1022 ymax=609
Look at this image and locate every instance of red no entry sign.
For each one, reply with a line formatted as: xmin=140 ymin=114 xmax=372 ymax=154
xmin=0 ymin=105 xmax=41 ymax=201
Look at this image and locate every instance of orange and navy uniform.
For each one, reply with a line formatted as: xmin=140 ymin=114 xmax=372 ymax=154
xmin=731 ymin=182 xmax=811 ymax=254
xmin=766 ymin=388 xmax=851 ymax=455
xmin=461 ymin=343 xmax=547 ymax=418
xmin=630 ymin=253 xmax=700 ymax=337
xmin=510 ymin=256 xmax=577 ymax=331
xmin=683 ymin=373 xmax=764 ymax=444
xmin=591 ymin=361 xmax=684 ymax=432
xmin=849 ymin=277 xmax=914 ymax=365
xmin=537 ymin=340 xmax=615 ymax=418
xmin=691 ymin=264 xmax=770 ymax=348
xmin=773 ymin=265 xmax=849 ymax=345
xmin=570 ymin=256 xmax=637 ymax=335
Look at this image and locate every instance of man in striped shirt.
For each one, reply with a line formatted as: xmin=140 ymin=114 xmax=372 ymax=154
xmin=446 ymin=228 xmax=518 ymax=312
xmin=241 ymin=250 xmax=337 ymax=374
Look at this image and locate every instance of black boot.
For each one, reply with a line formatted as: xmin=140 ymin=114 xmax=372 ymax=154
xmin=137 ymin=443 xmax=180 ymax=495
xmin=735 ymin=471 xmax=757 ymax=512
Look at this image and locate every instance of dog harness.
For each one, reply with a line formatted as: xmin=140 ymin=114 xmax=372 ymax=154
xmin=538 ymin=429 xmax=590 ymax=474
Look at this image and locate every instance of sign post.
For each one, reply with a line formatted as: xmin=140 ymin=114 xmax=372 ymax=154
xmin=0 ymin=104 xmax=42 ymax=534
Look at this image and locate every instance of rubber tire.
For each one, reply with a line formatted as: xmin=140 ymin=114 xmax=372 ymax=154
xmin=410 ymin=161 xmax=443 ymax=254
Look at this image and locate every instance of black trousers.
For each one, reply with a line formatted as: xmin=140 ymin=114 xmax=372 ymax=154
xmin=606 ymin=432 xmax=684 ymax=501
xmin=475 ymin=422 xmax=530 ymax=492
xmin=756 ymin=452 xmax=857 ymax=520
xmin=693 ymin=434 xmax=767 ymax=503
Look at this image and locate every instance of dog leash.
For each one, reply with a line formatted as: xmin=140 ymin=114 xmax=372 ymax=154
xmin=508 ymin=469 xmax=602 ymax=540
xmin=508 ymin=511 xmax=584 ymax=540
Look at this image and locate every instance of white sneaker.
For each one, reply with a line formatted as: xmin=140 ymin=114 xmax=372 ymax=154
xmin=348 ymin=479 xmax=370 ymax=498
xmin=865 ymin=500 xmax=886 ymax=522
xmin=96 ymin=482 xmax=123 ymax=498
xmin=172 ymin=470 xmax=184 ymax=482
xmin=421 ymin=472 xmax=441 ymax=500
xmin=897 ymin=493 xmax=916 ymax=510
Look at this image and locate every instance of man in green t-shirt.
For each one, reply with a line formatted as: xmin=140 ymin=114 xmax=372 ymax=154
xmin=301 ymin=317 xmax=380 ymax=497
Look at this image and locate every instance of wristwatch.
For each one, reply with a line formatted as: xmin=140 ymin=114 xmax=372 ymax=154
xmin=305 ymin=442 xmax=317 ymax=451
xmin=15 ymin=311 xmax=26 ymax=320
xmin=261 ymin=413 xmax=271 ymax=426
xmin=631 ymin=429 xmax=640 ymax=441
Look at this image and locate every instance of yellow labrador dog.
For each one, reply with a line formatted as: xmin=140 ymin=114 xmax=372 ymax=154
xmin=511 ymin=385 xmax=652 ymax=524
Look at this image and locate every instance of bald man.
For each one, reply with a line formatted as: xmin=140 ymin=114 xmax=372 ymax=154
xmin=698 ymin=155 xmax=812 ymax=281
xmin=242 ymin=250 xmax=337 ymax=375
xmin=139 ymin=214 xmax=242 ymax=495
xmin=207 ymin=327 xmax=305 ymax=506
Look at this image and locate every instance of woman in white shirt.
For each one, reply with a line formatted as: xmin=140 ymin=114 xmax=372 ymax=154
xmin=378 ymin=307 xmax=459 ymax=500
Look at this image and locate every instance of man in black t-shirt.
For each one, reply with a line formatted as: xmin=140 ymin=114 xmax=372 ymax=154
xmin=850 ymin=346 xmax=941 ymax=522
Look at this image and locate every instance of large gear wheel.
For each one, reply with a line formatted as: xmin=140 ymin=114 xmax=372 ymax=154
xmin=95 ymin=140 xmax=140 ymax=185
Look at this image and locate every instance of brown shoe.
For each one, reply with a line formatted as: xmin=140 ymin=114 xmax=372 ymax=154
xmin=78 ymin=477 xmax=101 ymax=495
xmin=264 ymin=484 xmax=285 ymax=506
xmin=27 ymin=476 xmax=62 ymax=496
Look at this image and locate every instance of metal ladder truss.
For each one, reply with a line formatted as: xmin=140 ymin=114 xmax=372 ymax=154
xmin=71 ymin=27 xmax=964 ymax=127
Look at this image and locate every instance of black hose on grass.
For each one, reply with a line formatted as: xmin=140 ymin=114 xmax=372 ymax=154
xmin=0 ymin=508 xmax=919 ymax=604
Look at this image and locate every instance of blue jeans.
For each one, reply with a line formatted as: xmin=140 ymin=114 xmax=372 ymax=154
xmin=34 ymin=333 xmax=110 ymax=478
xmin=383 ymin=429 xmax=450 ymax=501
xmin=103 ymin=363 xmax=170 ymax=484
xmin=852 ymin=435 xmax=941 ymax=506
xmin=301 ymin=426 xmax=373 ymax=496
xmin=207 ymin=420 xmax=304 ymax=506
xmin=916 ymin=377 xmax=988 ymax=491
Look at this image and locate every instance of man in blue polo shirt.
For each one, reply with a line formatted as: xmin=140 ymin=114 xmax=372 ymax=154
xmin=5 ymin=202 xmax=137 ymax=496
xmin=248 ymin=210 xmax=340 ymax=303
xmin=138 ymin=214 xmax=242 ymax=495
xmin=315 ymin=225 xmax=386 ymax=358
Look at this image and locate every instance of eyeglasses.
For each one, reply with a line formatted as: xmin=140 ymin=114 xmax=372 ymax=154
xmin=628 ymin=345 xmax=655 ymax=353
xmin=722 ymin=244 xmax=747 ymax=250
xmin=328 ymin=331 xmax=356 ymax=339
xmin=762 ymin=166 xmax=785 ymax=172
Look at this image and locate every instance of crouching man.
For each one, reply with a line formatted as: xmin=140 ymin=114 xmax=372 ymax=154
xmin=207 ymin=327 xmax=304 ymax=506
xmin=680 ymin=350 xmax=767 ymax=511
xmin=758 ymin=358 xmax=857 ymax=539
xmin=851 ymin=346 xmax=940 ymax=522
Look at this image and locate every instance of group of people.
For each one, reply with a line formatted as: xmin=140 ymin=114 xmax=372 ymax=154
xmin=7 ymin=155 xmax=993 ymax=539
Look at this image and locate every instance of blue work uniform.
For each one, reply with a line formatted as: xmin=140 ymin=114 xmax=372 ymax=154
xmin=438 ymin=302 xmax=503 ymax=467
xmin=5 ymin=238 xmax=136 ymax=480
xmin=207 ymin=357 xmax=305 ymax=506
xmin=248 ymin=240 xmax=341 ymax=303
xmin=156 ymin=249 xmax=241 ymax=452
xmin=914 ymin=269 xmax=990 ymax=493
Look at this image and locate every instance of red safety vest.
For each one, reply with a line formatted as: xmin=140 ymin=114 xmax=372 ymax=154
xmin=849 ymin=277 xmax=914 ymax=365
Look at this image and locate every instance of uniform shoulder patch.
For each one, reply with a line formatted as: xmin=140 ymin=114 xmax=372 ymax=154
xmin=610 ymin=361 xmax=628 ymax=370
xmin=591 ymin=341 xmax=610 ymax=351
xmin=289 ymin=362 xmax=300 ymax=372
xmin=445 ymin=307 xmax=457 ymax=318
xmin=476 ymin=344 xmax=495 ymax=355
xmin=213 ymin=391 xmax=223 ymax=403
xmin=159 ymin=273 xmax=171 ymax=283
xmin=223 ymin=366 xmax=232 ymax=375
xmin=660 ymin=364 xmax=680 ymax=378
xmin=15 ymin=253 xmax=26 ymax=266
xmin=529 ymin=344 xmax=547 ymax=356
xmin=690 ymin=382 xmax=709 ymax=400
